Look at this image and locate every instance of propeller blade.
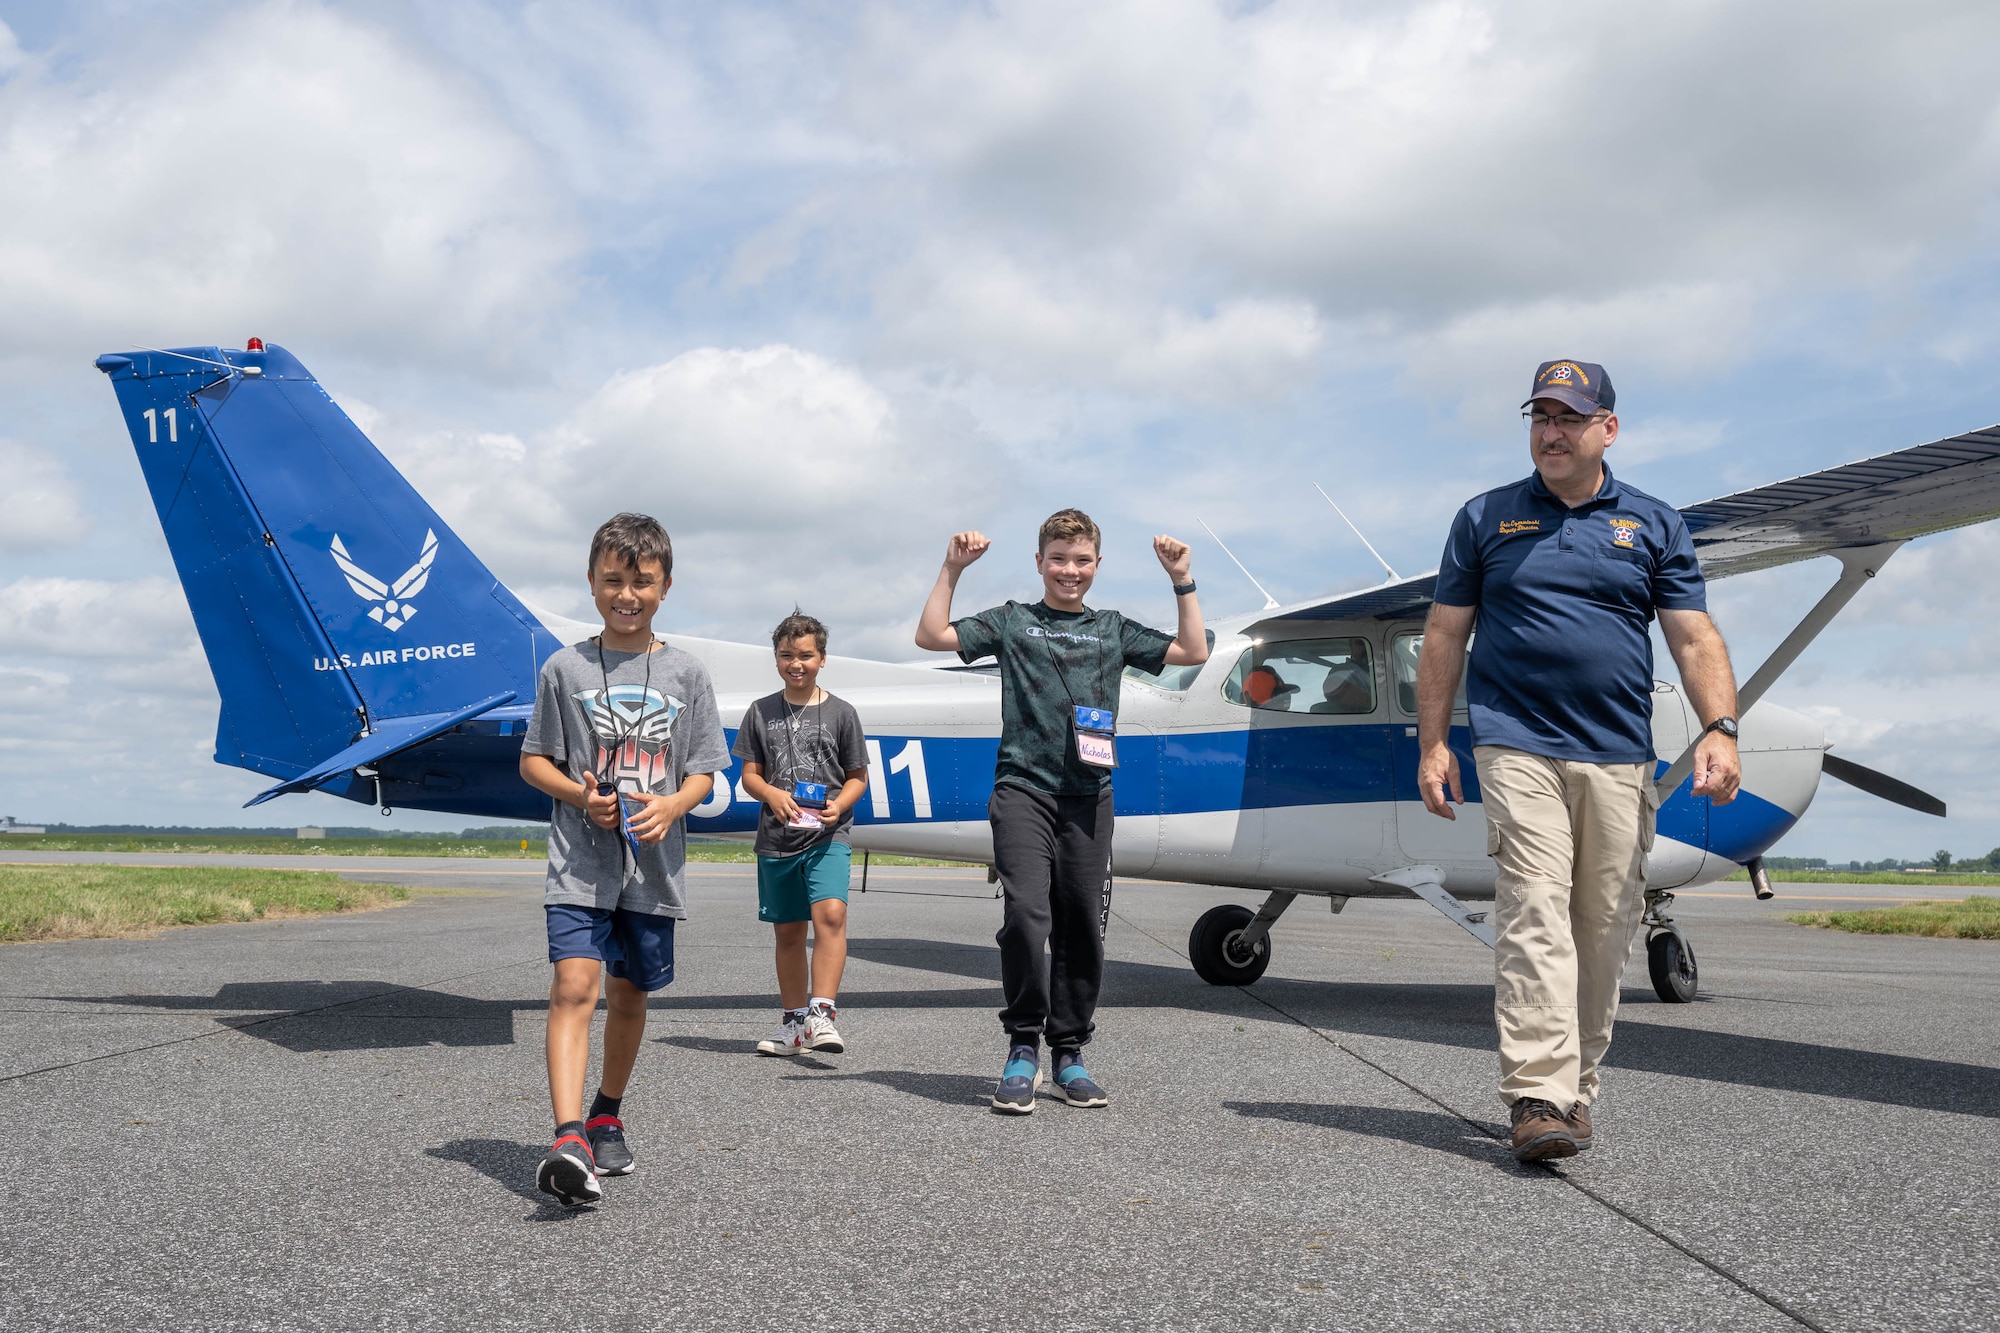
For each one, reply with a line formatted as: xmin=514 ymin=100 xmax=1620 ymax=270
xmin=1821 ymin=752 xmax=1947 ymax=817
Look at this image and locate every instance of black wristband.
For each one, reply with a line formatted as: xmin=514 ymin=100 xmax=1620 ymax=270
xmin=1172 ymin=580 xmax=1197 ymax=596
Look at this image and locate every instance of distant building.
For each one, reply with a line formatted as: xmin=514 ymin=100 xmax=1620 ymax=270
xmin=0 ymin=817 xmax=46 ymax=834
xmin=297 ymin=827 xmax=326 ymax=840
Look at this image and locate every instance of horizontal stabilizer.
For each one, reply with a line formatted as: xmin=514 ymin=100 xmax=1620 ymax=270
xmin=243 ymin=692 xmax=515 ymax=807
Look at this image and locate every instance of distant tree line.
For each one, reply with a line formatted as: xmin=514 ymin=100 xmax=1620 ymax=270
xmin=1765 ymin=851 xmax=2000 ymax=873
xmin=42 ymin=823 xmax=548 ymax=840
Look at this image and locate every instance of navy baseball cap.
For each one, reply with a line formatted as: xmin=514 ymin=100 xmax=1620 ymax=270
xmin=1522 ymin=360 xmax=1615 ymax=416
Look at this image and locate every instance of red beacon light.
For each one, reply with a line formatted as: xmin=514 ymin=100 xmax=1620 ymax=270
xmin=246 ymin=337 xmax=265 ymax=351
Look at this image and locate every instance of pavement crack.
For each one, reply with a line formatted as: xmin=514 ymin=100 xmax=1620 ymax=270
xmin=1108 ymin=904 xmax=1830 ymax=1333
xmin=0 ymin=956 xmax=542 ymax=1087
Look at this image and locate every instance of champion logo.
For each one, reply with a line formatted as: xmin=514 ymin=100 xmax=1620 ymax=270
xmin=330 ymin=529 xmax=438 ymax=632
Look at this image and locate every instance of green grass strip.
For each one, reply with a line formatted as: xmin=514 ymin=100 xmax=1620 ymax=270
xmin=1786 ymin=895 xmax=2000 ymax=940
xmin=0 ymin=865 xmax=409 ymax=943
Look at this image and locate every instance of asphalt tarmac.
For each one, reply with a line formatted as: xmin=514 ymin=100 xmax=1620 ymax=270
xmin=2 ymin=854 xmax=1995 ymax=1332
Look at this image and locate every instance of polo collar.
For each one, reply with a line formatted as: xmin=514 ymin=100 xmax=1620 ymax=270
xmin=1527 ymin=466 xmax=1621 ymax=509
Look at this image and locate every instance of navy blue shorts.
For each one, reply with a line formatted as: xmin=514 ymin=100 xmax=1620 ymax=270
xmin=545 ymin=904 xmax=677 ymax=992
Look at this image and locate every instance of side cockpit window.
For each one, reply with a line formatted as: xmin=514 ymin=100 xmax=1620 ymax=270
xmin=1390 ymin=629 xmax=1468 ymax=714
xmin=1222 ymin=637 xmax=1376 ymax=714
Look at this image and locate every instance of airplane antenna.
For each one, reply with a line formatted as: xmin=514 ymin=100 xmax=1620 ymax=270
xmin=1197 ymin=518 xmax=1281 ymax=610
xmin=1314 ymin=483 xmax=1400 ymax=581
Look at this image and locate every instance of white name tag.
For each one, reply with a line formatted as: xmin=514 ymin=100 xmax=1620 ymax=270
xmin=1076 ymin=730 xmax=1117 ymax=768
xmin=787 ymin=807 xmax=824 ymax=829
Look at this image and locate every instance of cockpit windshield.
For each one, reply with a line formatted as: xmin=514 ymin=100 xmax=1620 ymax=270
xmin=1221 ymin=637 xmax=1376 ymax=714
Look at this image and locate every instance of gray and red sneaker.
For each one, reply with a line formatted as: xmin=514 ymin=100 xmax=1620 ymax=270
xmin=802 ymin=1002 xmax=844 ymax=1054
xmin=586 ymin=1115 xmax=634 ymax=1176
xmin=536 ymin=1128 xmax=602 ymax=1207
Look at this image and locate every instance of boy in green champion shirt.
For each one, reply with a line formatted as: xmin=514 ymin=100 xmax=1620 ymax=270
xmin=915 ymin=509 xmax=1207 ymax=1113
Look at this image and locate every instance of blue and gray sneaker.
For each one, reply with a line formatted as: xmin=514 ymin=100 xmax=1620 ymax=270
xmin=990 ymin=1042 xmax=1041 ymax=1115
xmin=1053 ymin=1050 xmax=1108 ymax=1108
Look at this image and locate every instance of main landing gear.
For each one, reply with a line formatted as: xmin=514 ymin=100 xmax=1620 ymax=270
xmin=1643 ymin=888 xmax=1698 ymax=1003
xmin=1186 ymin=873 xmax=1703 ymax=1004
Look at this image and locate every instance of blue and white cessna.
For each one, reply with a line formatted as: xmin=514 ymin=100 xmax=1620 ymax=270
xmin=95 ymin=342 xmax=1995 ymax=1003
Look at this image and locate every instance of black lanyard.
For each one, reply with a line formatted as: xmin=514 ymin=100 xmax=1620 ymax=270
xmin=1037 ymin=606 xmax=1110 ymax=712
xmin=774 ymin=693 xmax=820 ymax=783
xmin=592 ymin=634 xmax=657 ymax=872
xmin=596 ymin=633 xmax=657 ymax=742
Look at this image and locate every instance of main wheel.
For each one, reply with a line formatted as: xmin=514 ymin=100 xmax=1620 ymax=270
xmin=1647 ymin=930 xmax=1698 ymax=1004
xmin=1189 ymin=904 xmax=1273 ymax=986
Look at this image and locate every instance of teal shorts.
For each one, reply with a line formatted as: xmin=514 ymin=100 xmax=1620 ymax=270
xmin=757 ymin=841 xmax=853 ymax=923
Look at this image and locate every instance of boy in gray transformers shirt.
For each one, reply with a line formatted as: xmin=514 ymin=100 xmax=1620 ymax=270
xmin=915 ymin=508 xmax=1207 ymax=1114
xmin=519 ymin=513 xmax=729 ymax=1207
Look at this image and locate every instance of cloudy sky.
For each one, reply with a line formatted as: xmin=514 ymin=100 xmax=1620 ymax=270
xmin=2 ymin=0 xmax=1998 ymax=859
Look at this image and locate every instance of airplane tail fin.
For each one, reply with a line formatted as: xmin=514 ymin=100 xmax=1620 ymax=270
xmin=95 ymin=343 xmax=560 ymax=786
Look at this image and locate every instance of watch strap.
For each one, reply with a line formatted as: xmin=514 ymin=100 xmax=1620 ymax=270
xmin=1172 ymin=580 xmax=1197 ymax=596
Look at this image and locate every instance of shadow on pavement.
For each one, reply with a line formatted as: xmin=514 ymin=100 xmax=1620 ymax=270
xmin=781 ymin=1069 xmax=993 ymax=1107
xmin=1223 ymin=1101 xmax=1506 ymax=1164
xmin=654 ymin=1034 xmax=837 ymax=1069
xmin=866 ymin=939 xmax=2000 ymax=1120
xmin=426 ymin=1139 xmax=588 ymax=1222
xmin=47 ymin=943 xmax=2000 ymax=1120
xmin=45 ymin=981 xmax=522 ymax=1051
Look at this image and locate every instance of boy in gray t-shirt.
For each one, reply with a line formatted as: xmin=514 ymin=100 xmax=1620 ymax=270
xmin=733 ymin=612 xmax=870 ymax=1058
xmin=519 ymin=514 xmax=729 ymax=1208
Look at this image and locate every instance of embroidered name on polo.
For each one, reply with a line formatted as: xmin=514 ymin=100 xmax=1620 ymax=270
xmin=1498 ymin=519 xmax=1542 ymax=535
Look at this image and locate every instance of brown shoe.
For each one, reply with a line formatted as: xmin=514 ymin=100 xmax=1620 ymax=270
xmin=1565 ymin=1101 xmax=1593 ymax=1151
xmin=1509 ymin=1097 xmax=1579 ymax=1161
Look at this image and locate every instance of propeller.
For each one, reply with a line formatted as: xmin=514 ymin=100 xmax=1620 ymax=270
xmin=1820 ymin=752 xmax=1947 ymax=817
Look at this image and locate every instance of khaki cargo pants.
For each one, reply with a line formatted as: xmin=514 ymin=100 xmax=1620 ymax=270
xmin=1474 ymin=745 xmax=1657 ymax=1111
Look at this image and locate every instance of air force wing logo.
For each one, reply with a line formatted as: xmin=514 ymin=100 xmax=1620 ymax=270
xmin=330 ymin=529 xmax=438 ymax=632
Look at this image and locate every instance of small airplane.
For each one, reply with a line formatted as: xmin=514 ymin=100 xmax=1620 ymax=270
xmin=93 ymin=342 xmax=2000 ymax=1005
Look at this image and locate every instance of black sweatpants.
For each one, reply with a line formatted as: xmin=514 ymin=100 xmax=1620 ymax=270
xmin=990 ymin=783 xmax=1115 ymax=1051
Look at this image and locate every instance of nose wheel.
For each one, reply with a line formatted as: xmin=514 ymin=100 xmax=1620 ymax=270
xmin=1190 ymin=902 xmax=1277 ymax=986
xmin=1642 ymin=889 xmax=1698 ymax=1003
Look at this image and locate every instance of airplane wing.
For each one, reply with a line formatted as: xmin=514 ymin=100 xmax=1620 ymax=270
xmin=1246 ymin=423 xmax=2000 ymax=633
xmin=1246 ymin=572 xmax=1440 ymax=629
xmin=1680 ymin=423 xmax=2000 ymax=577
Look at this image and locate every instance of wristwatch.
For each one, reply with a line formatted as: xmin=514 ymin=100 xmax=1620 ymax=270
xmin=1702 ymin=716 xmax=1739 ymax=740
xmin=1172 ymin=580 xmax=1197 ymax=596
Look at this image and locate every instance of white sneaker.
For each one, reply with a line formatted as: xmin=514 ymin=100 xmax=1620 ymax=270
xmin=756 ymin=1014 xmax=805 ymax=1057
xmin=802 ymin=1003 xmax=844 ymax=1054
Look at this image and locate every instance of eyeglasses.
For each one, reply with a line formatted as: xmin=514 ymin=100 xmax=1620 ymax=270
xmin=1522 ymin=410 xmax=1608 ymax=431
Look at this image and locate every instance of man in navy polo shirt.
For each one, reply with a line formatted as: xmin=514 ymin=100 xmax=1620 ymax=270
xmin=1415 ymin=359 xmax=1742 ymax=1162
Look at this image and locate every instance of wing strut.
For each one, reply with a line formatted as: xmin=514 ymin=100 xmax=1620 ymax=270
xmin=1654 ymin=540 xmax=1906 ymax=801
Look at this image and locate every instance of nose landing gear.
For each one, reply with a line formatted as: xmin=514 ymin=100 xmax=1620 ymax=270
xmin=1189 ymin=892 xmax=1293 ymax=986
xmin=1643 ymin=888 xmax=1698 ymax=1003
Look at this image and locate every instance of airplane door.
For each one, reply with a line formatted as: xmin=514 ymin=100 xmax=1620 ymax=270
xmin=1110 ymin=721 xmax=1160 ymax=877
xmin=1387 ymin=627 xmax=1490 ymax=870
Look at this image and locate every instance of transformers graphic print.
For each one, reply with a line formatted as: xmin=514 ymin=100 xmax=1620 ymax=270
xmin=574 ymin=683 xmax=686 ymax=794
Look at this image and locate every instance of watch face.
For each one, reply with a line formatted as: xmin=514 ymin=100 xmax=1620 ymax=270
xmin=1717 ymin=718 xmax=1739 ymax=737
